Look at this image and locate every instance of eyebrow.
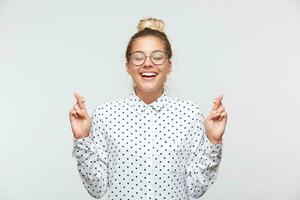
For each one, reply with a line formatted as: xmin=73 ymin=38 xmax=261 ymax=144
xmin=130 ymin=50 xmax=166 ymax=54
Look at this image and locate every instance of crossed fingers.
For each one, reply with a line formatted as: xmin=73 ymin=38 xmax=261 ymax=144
xmin=211 ymin=95 xmax=227 ymax=120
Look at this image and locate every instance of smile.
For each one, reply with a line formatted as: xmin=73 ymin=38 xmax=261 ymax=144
xmin=139 ymin=72 xmax=158 ymax=80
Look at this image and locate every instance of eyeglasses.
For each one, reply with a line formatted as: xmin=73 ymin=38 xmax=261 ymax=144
xmin=128 ymin=50 xmax=169 ymax=66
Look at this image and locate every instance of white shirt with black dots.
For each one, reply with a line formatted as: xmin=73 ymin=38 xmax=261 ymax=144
xmin=72 ymin=87 xmax=223 ymax=200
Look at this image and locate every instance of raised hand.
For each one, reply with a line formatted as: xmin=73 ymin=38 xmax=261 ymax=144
xmin=69 ymin=92 xmax=92 ymax=139
xmin=204 ymin=95 xmax=228 ymax=144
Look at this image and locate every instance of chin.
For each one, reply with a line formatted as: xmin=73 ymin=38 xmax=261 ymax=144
xmin=135 ymin=83 xmax=163 ymax=93
xmin=133 ymin=73 xmax=167 ymax=91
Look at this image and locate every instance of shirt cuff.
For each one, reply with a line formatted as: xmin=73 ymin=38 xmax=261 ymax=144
xmin=73 ymin=136 xmax=91 ymax=143
xmin=72 ymin=136 xmax=95 ymax=160
xmin=201 ymin=132 xmax=223 ymax=156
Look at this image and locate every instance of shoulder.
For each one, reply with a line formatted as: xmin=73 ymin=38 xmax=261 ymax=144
xmin=169 ymin=96 xmax=204 ymax=116
xmin=91 ymin=96 xmax=128 ymax=117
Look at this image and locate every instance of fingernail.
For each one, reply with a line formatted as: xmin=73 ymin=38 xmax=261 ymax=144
xmin=213 ymin=110 xmax=217 ymax=113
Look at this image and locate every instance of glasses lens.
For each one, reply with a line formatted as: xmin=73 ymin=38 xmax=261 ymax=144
xmin=151 ymin=51 xmax=167 ymax=65
xmin=130 ymin=52 xmax=145 ymax=66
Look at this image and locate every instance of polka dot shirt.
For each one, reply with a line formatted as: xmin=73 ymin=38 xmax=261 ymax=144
xmin=72 ymin=87 xmax=223 ymax=200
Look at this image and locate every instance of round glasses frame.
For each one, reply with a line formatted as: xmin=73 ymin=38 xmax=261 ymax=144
xmin=128 ymin=50 xmax=169 ymax=66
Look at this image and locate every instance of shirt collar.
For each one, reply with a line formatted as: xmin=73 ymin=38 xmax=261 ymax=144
xmin=127 ymin=87 xmax=171 ymax=114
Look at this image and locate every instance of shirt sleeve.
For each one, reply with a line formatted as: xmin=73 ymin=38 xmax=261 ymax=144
xmin=72 ymin=107 xmax=109 ymax=199
xmin=185 ymin=108 xmax=223 ymax=199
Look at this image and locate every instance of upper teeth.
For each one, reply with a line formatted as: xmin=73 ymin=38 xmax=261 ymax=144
xmin=142 ymin=72 xmax=156 ymax=76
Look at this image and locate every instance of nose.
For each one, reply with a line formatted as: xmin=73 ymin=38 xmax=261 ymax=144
xmin=143 ymin=56 xmax=154 ymax=67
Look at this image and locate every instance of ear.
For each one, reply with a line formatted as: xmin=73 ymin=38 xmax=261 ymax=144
xmin=168 ymin=60 xmax=172 ymax=74
xmin=126 ymin=62 xmax=131 ymax=75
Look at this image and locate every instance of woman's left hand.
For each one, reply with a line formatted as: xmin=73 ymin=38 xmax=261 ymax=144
xmin=204 ymin=95 xmax=228 ymax=144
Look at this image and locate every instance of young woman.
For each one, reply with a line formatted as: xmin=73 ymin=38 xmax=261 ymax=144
xmin=69 ymin=18 xmax=228 ymax=200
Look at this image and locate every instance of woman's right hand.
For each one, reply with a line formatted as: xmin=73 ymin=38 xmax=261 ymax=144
xmin=69 ymin=92 xmax=92 ymax=139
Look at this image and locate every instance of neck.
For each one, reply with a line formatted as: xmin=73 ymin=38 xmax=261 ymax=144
xmin=134 ymin=86 xmax=164 ymax=105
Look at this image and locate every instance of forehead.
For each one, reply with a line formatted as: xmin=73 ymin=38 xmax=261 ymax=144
xmin=131 ymin=36 xmax=165 ymax=53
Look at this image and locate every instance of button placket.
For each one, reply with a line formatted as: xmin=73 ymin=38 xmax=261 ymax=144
xmin=145 ymin=106 xmax=155 ymax=199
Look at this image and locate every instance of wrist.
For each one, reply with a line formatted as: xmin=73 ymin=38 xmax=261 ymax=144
xmin=73 ymin=134 xmax=89 ymax=140
xmin=206 ymin=134 xmax=222 ymax=144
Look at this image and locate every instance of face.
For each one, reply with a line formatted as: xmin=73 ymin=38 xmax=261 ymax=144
xmin=126 ymin=36 xmax=172 ymax=93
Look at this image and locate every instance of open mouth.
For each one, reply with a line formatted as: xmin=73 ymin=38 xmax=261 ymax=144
xmin=140 ymin=72 xmax=158 ymax=80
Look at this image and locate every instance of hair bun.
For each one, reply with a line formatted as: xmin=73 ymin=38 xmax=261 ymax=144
xmin=137 ymin=17 xmax=165 ymax=32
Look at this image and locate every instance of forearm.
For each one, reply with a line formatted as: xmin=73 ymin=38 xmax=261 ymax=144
xmin=186 ymin=133 xmax=223 ymax=199
xmin=73 ymin=137 xmax=108 ymax=199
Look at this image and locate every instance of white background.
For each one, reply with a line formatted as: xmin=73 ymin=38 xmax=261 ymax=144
xmin=0 ymin=0 xmax=299 ymax=199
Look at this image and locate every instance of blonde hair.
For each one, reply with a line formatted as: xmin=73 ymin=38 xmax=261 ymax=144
xmin=137 ymin=17 xmax=165 ymax=32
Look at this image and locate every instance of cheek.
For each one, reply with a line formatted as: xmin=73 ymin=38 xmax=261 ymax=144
xmin=131 ymin=71 xmax=141 ymax=80
xmin=127 ymin=66 xmax=138 ymax=76
xmin=160 ymin=66 xmax=171 ymax=76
